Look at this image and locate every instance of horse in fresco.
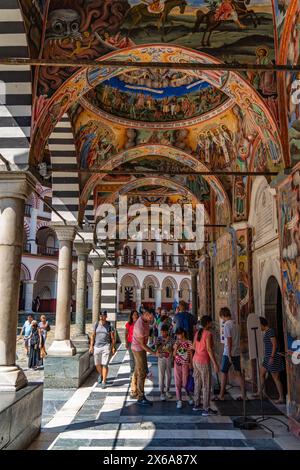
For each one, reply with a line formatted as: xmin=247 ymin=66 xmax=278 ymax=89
xmin=193 ymin=0 xmax=261 ymax=47
xmin=123 ymin=0 xmax=187 ymax=40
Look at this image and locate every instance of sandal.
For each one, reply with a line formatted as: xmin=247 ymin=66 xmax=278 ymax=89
xmin=275 ymin=399 xmax=285 ymax=404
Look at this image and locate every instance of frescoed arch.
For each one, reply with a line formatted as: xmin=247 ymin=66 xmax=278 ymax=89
xmin=30 ymin=46 xmax=283 ymax=170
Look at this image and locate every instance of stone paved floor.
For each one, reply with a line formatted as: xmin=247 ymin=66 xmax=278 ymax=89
xmin=27 ymin=344 xmax=300 ymax=451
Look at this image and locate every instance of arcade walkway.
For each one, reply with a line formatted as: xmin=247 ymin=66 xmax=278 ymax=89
xmin=28 ymin=345 xmax=300 ymax=451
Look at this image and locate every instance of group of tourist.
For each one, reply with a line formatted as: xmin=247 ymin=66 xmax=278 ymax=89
xmin=19 ymin=314 xmax=50 ymax=369
xmin=121 ymin=301 xmax=285 ymax=414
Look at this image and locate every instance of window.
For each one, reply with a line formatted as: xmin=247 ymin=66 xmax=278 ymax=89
xmin=124 ymin=246 xmax=130 ymax=264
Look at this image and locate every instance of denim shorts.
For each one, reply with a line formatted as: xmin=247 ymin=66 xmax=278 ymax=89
xmin=221 ymin=355 xmax=241 ymax=374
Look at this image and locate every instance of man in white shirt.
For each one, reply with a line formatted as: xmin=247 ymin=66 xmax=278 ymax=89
xmin=217 ymin=307 xmax=246 ymax=401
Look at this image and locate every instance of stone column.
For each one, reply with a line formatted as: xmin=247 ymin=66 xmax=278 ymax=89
xmin=29 ymin=207 xmax=38 ymax=254
xmin=173 ymin=242 xmax=179 ymax=272
xmin=136 ymin=288 xmax=142 ymax=310
xmin=0 ymin=172 xmax=35 ymax=391
xmin=190 ymin=268 xmax=198 ymax=319
xmin=90 ymin=256 xmax=105 ymax=325
xmin=156 ymin=239 xmax=163 ymax=269
xmin=155 ymin=287 xmax=162 ymax=308
xmin=47 ymin=225 xmax=77 ymax=356
xmin=174 ymin=289 xmax=179 ymax=304
xmin=23 ymin=280 xmax=37 ymax=313
xmin=136 ymin=239 xmax=143 ymax=266
xmin=73 ymin=242 xmax=93 ymax=349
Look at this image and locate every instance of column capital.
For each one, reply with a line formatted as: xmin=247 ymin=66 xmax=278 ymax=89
xmin=90 ymin=256 xmax=106 ymax=269
xmin=23 ymin=280 xmax=37 ymax=285
xmin=189 ymin=268 xmax=199 ymax=276
xmin=74 ymin=242 xmax=93 ymax=256
xmin=0 ymin=171 xmax=36 ymax=200
xmin=50 ymin=224 xmax=77 ymax=242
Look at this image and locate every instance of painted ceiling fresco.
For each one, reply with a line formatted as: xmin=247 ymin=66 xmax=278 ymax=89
xmin=20 ymin=1 xmax=276 ymax=99
xmin=83 ymin=69 xmax=229 ymax=123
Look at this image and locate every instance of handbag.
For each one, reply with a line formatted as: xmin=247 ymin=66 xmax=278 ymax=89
xmin=40 ymin=346 xmax=47 ymax=358
xmin=185 ymin=369 xmax=194 ymax=394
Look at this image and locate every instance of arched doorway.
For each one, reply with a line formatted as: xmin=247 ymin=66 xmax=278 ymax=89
xmin=34 ymin=265 xmax=58 ymax=313
xmin=264 ymin=276 xmax=287 ymax=399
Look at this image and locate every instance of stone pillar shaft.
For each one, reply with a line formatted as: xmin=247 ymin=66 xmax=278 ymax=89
xmin=91 ymin=258 xmax=104 ymax=324
xmin=155 ymin=287 xmax=162 ymax=308
xmin=136 ymin=288 xmax=142 ymax=310
xmin=0 ymin=172 xmax=35 ymax=391
xmin=24 ymin=280 xmax=36 ymax=313
xmin=47 ymin=225 xmax=76 ymax=356
xmin=74 ymin=243 xmax=92 ymax=345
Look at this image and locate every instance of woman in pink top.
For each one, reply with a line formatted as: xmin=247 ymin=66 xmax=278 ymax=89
xmin=125 ymin=310 xmax=139 ymax=377
xmin=192 ymin=315 xmax=219 ymax=416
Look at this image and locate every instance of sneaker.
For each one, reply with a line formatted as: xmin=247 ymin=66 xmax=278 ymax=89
xmin=137 ymin=397 xmax=153 ymax=406
xmin=98 ymin=375 xmax=103 ymax=384
xmin=176 ymin=400 xmax=183 ymax=409
xmin=160 ymin=394 xmax=166 ymax=401
xmin=192 ymin=406 xmax=202 ymax=412
xmin=101 ymin=382 xmax=106 ymax=389
xmin=202 ymin=408 xmax=218 ymax=417
xmin=188 ymin=397 xmax=194 ymax=406
xmin=165 ymin=392 xmax=172 ymax=399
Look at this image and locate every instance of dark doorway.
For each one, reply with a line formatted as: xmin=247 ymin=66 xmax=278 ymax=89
xmin=264 ymin=276 xmax=287 ymax=399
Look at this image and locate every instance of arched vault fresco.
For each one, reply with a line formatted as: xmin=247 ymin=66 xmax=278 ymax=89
xmin=30 ymin=45 xmax=283 ymax=168
xmin=93 ymin=175 xmax=212 ymax=230
xmin=79 ymin=144 xmax=231 ymax=222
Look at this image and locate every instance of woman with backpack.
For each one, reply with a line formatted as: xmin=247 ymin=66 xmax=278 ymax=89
xmin=192 ymin=315 xmax=219 ymax=416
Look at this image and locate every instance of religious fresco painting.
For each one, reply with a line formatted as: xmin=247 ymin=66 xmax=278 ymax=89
xmin=281 ymin=0 xmax=300 ymax=165
xmin=198 ymin=255 xmax=210 ymax=318
xmin=277 ymin=164 xmax=300 ymax=422
xmin=84 ymin=73 xmax=229 ymax=123
xmin=236 ymin=227 xmax=252 ymax=356
xmin=213 ymin=231 xmax=237 ymax=322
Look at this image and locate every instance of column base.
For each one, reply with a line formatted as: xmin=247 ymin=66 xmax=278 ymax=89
xmin=72 ymin=334 xmax=90 ymax=351
xmin=0 ymin=366 xmax=28 ymax=392
xmin=44 ymin=351 xmax=94 ymax=388
xmin=47 ymin=339 xmax=76 ymax=357
xmin=0 ymin=383 xmax=43 ymax=449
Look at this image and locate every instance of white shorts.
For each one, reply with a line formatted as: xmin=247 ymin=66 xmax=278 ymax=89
xmin=94 ymin=344 xmax=111 ymax=366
